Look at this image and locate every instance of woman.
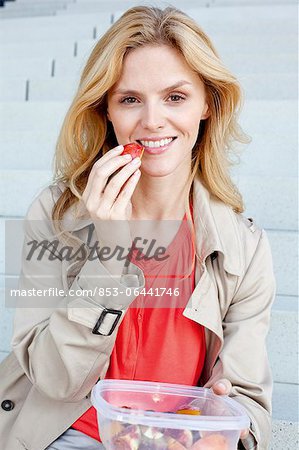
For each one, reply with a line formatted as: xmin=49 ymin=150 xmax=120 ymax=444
xmin=0 ymin=5 xmax=275 ymax=450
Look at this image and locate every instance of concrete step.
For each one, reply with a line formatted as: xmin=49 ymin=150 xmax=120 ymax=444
xmin=0 ymin=78 xmax=27 ymax=101
xmin=231 ymin=133 xmax=297 ymax=179
xmin=267 ymin=306 xmax=298 ymax=384
xmin=12 ymin=0 xmax=75 ymax=3
xmin=220 ymin=51 xmax=296 ymax=75
xmin=209 ymin=0 xmax=297 ymax=5
xmin=0 ymin=170 xmax=54 ymax=217
xmin=3 ymin=1 xmax=68 ymax=10
xmin=0 ymin=2 xmax=69 ymax=18
xmin=208 ymin=33 xmax=297 ymax=55
xmin=1 ymin=129 xmax=59 ymax=168
xmin=272 ymin=383 xmax=298 ymax=423
xmin=0 ymin=101 xmax=70 ymax=132
xmin=0 ymin=13 xmax=110 ymax=40
xmin=0 ymin=9 xmax=57 ymax=19
xmin=27 ymin=77 xmax=79 ymax=102
xmin=232 ymin=175 xmax=298 ymax=232
xmin=271 ymin=419 xmax=298 ymax=450
xmin=0 ymin=21 xmax=105 ymax=41
xmin=0 ymin=10 xmax=110 ymax=30
xmin=268 ymin=231 xmax=298 ymax=296
xmin=3 ymin=58 xmax=54 ymax=78
xmin=0 ymin=40 xmax=77 ymax=59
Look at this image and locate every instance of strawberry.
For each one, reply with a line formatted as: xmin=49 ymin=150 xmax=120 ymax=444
xmin=122 ymin=143 xmax=145 ymax=159
xmin=190 ymin=434 xmax=228 ymax=450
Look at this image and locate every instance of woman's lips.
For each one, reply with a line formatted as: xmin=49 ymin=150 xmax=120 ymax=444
xmin=138 ymin=137 xmax=177 ymax=155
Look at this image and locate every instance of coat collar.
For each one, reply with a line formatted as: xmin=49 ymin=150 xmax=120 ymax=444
xmin=192 ymin=176 xmax=243 ymax=276
xmin=60 ymin=175 xmax=243 ymax=276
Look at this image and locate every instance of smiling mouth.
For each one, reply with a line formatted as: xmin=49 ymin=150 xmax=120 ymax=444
xmin=137 ymin=137 xmax=177 ymax=148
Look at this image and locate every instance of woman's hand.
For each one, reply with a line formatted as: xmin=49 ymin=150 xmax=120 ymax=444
xmin=212 ymin=378 xmax=250 ymax=440
xmin=189 ymin=379 xmax=249 ymax=449
xmin=82 ymin=144 xmax=141 ymax=222
xmin=82 ymin=144 xmax=141 ymax=275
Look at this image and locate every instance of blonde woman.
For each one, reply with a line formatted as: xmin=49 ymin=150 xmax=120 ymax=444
xmin=0 ymin=5 xmax=275 ymax=450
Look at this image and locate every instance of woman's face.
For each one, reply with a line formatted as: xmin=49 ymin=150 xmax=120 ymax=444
xmin=107 ymin=44 xmax=209 ymax=178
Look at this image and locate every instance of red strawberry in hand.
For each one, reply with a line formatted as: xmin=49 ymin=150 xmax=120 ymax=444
xmin=122 ymin=143 xmax=144 ymax=159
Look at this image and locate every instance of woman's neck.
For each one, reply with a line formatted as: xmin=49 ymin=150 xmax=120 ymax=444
xmin=131 ymin=173 xmax=190 ymax=220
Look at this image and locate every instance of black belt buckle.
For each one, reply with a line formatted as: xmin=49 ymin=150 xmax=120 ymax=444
xmin=92 ymin=308 xmax=122 ymax=336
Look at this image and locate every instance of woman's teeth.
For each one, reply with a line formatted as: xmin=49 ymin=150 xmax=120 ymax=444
xmin=140 ymin=137 xmax=174 ymax=148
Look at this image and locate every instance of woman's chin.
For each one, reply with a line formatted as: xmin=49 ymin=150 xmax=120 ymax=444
xmin=141 ymin=168 xmax=173 ymax=178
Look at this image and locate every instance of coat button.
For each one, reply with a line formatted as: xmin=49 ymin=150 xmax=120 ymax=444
xmin=1 ymin=400 xmax=15 ymax=411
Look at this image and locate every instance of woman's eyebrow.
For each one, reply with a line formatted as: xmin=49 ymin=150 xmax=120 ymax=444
xmin=112 ymin=80 xmax=192 ymax=95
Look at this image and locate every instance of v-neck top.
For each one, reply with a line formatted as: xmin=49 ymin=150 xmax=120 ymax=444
xmin=72 ymin=207 xmax=206 ymax=442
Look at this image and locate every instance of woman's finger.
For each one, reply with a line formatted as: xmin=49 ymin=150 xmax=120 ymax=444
xmin=102 ymin=158 xmax=141 ymax=206
xmin=240 ymin=428 xmax=250 ymax=439
xmin=113 ymin=169 xmax=141 ymax=215
xmin=84 ymin=153 xmax=133 ymax=211
xmin=211 ymin=378 xmax=232 ymax=395
xmin=82 ymin=145 xmax=124 ymax=201
xmin=93 ymin=144 xmax=124 ymax=168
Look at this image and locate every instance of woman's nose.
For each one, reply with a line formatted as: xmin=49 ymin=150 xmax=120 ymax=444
xmin=140 ymin=103 xmax=165 ymax=130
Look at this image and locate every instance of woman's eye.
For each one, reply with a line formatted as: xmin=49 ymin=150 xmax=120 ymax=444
xmin=120 ymin=97 xmax=138 ymax=104
xmin=168 ymin=94 xmax=186 ymax=102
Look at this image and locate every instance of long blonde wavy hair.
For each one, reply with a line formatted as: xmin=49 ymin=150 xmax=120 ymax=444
xmin=52 ymin=5 xmax=250 ymax=232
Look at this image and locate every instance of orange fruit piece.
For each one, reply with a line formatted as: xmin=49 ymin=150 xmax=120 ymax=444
xmin=176 ymin=408 xmax=202 ymax=415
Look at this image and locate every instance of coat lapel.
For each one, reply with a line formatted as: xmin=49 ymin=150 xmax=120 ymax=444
xmin=182 ymin=176 xmax=244 ymax=380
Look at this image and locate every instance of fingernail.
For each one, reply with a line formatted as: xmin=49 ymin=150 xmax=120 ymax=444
xmin=131 ymin=157 xmax=141 ymax=165
xmin=114 ymin=145 xmax=124 ymax=152
xmin=217 ymin=382 xmax=227 ymax=391
xmin=124 ymin=154 xmax=132 ymax=160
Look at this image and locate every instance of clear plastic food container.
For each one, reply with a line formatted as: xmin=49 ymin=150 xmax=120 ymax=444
xmin=91 ymin=379 xmax=250 ymax=450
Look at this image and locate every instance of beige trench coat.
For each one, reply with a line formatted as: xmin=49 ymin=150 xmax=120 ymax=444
xmin=0 ymin=176 xmax=275 ymax=450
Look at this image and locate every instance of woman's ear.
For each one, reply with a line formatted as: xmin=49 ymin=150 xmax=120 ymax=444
xmin=107 ymin=109 xmax=111 ymax=122
xmin=201 ymin=103 xmax=210 ymax=120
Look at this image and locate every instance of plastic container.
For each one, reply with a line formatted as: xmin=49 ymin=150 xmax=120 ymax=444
xmin=91 ymin=379 xmax=250 ymax=450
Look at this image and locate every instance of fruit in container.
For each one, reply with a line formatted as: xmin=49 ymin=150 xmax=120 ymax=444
xmin=165 ymin=436 xmax=189 ymax=449
xmin=140 ymin=426 xmax=165 ymax=440
xmin=101 ymin=420 xmax=125 ymax=439
xmin=111 ymin=424 xmax=141 ymax=449
xmin=176 ymin=408 xmax=201 ymax=416
xmin=139 ymin=425 xmax=168 ymax=449
xmin=164 ymin=429 xmax=193 ymax=448
xmin=190 ymin=434 xmax=229 ymax=450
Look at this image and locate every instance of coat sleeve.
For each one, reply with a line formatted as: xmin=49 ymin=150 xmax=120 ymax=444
xmin=11 ymin=186 xmax=145 ymax=402
xmin=204 ymin=229 xmax=276 ymax=450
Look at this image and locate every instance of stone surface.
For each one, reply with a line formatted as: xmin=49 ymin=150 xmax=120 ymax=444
xmin=271 ymin=420 xmax=299 ymax=450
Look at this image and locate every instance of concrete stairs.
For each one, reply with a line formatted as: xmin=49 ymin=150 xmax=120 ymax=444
xmin=0 ymin=1 xmax=298 ymax=449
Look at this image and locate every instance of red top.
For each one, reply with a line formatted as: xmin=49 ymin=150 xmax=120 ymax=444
xmin=72 ymin=210 xmax=206 ymax=441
